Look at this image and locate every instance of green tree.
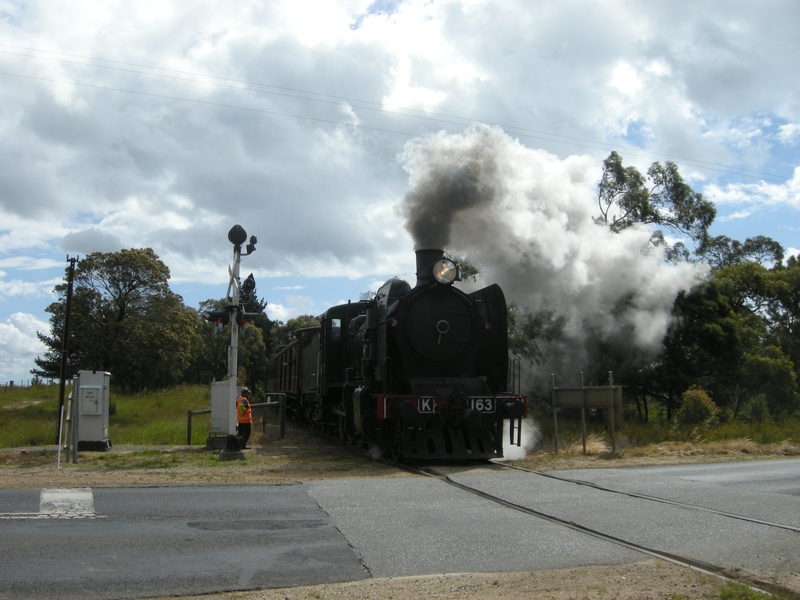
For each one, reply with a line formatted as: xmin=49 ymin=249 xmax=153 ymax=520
xmin=32 ymin=248 xmax=200 ymax=392
xmin=596 ymin=151 xmax=716 ymax=246
xmin=240 ymin=294 xmax=276 ymax=358
xmin=769 ymin=257 xmax=800 ymax=390
xmin=712 ymin=256 xmax=800 ymax=417
xmin=237 ymin=320 xmax=268 ymax=392
xmin=270 ymin=315 xmax=321 ymax=350
xmin=655 ymin=280 xmax=742 ymax=419
xmin=186 ymin=298 xmax=230 ymax=384
xmin=697 ymin=234 xmax=784 ymax=270
xmin=738 ymin=344 xmax=798 ymax=417
xmin=507 ymin=305 xmax=565 ymax=365
xmin=638 ymin=235 xmax=800 ymax=422
xmin=191 ymin=296 xmax=270 ymax=391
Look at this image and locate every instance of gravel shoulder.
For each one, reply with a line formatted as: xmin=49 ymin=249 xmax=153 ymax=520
xmin=3 ymin=424 xmax=798 ymax=599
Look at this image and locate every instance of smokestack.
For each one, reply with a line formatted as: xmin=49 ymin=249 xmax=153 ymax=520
xmin=415 ymin=249 xmax=444 ymax=287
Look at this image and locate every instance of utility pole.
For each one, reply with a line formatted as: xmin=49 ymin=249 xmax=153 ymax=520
xmin=55 ymin=256 xmax=77 ymax=445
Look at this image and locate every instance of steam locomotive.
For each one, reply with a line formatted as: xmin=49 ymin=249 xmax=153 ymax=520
xmin=265 ymin=249 xmax=526 ymax=460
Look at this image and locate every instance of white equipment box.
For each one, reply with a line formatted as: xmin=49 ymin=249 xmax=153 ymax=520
xmin=75 ymin=370 xmax=112 ymax=451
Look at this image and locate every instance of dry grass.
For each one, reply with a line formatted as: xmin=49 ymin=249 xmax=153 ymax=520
xmin=626 ymin=438 xmax=800 ymax=458
xmin=561 ymin=432 xmax=611 ymax=454
xmin=0 ymin=420 xmax=406 ymax=489
xmin=513 ymin=436 xmax=800 ymax=472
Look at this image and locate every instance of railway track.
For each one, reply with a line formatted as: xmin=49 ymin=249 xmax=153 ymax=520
xmin=510 ymin=464 xmax=800 ymax=534
xmin=387 ymin=460 xmax=799 ymax=598
xmin=307 ymin=422 xmax=799 ymax=596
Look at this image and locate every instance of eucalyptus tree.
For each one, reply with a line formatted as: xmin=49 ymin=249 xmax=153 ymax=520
xmin=33 ymin=248 xmax=201 ymax=391
xmin=596 ymin=151 xmax=716 ymax=247
xmin=697 ymin=234 xmax=784 ymax=270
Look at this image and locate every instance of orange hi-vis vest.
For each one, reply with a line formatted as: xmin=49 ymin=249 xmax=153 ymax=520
xmin=237 ymin=396 xmax=252 ymax=424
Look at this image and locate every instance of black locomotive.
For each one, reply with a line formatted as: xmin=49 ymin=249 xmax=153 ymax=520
xmin=266 ymin=249 xmax=526 ymax=460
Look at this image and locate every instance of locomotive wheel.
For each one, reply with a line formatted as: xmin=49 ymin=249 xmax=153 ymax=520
xmin=338 ymin=412 xmax=347 ymax=441
xmin=390 ymin=422 xmax=404 ymax=463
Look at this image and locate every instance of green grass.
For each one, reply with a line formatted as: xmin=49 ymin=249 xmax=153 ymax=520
xmin=88 ymin=449 xmax=229 ymax=470
xmin=0 ymin=384 xmax=212 ymax=447
xmin=0 ymin=385 xmax=62 ymax=447
xmin=707 ymin=418 xmax=800 ymax=445
xmin=717 ymin=580 xmax=798 ymax=600
xmin=3 ymin=383 xmax=800 ymax=451
xmin=110 ymin=386 xmax=211 ymax=445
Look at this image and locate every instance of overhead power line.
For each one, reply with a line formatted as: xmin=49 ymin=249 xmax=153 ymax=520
xmin=0 ymin=43 xmax=792 ymax=184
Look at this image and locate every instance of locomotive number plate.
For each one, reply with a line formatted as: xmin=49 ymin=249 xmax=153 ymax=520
xmin=467 ymin=397 xmax=496 ymax=413
xmin=417 ymin=397 xmax=435 ymax=413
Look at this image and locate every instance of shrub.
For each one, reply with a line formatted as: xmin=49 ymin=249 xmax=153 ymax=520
xmin=675 ymin=387 xmax=719 ymax=429
xmin=742 ymin=394 xmax=770 ymax=424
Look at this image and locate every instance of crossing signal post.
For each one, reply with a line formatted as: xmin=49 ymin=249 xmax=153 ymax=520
xmin=205 ymin=225 xmax=261 ymax=461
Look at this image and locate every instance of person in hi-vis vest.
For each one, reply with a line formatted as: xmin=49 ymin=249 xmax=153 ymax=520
xmin=236 ymin=388 xmax=253 ymax=449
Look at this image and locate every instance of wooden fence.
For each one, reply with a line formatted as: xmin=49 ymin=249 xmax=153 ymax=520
xmin=2 ymin=379 xmax=56 ymax=392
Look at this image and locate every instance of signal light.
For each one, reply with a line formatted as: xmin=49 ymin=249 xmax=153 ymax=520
xmin=236 ymin=311 xmax=261 ymax=327
xmin=245 ymin=236 xmax=257 ymax=256
xmin=204 ymin=310 xmax=231 ymax=335
xmin=205 ymin=307 xmax=260 ymax=331
xmin=204 ymin=310 xmax=231 ymax=324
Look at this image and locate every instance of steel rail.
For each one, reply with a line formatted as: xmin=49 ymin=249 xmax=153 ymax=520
xmin=305 ymin=423 xmax=792 ymax=597
xmin=404 ymin=464 xmax=789 ymax=598
xmin=502 ymin=463 xmax=800 ymax=534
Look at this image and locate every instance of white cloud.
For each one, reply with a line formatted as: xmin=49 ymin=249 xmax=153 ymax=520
xmin=778 ymin=123 xmax=800 ymax=144
xmin=704 ymin=167 xmax=800 ymax=209
xmin=0 ymin=275 xmax=53 ymax=300
xmin=284 ymin=294 xmax=316 ymax=314
xmin=0 ymin=256 xmax=62 ymax=270
xmin=610 ymin=61 xmax=642 ymax=96
xmin=0 ymin=312 xmax=48 ymax=383
xmin=265 ymin=302 xmax=290 ymax=323
xmin=720 ymin=209 xmax=753 ymax=221
xmin=0 ymin=0 xmax=799 ymax=377
xmin=266 ymin=295 xmax=317 ymax=322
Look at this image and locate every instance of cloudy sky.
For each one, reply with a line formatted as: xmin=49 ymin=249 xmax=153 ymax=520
xmin=1 ymin=0 xmax=799 ymax=384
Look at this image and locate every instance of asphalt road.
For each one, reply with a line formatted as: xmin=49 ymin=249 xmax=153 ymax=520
xmin=0 ymin=485 xmax=367 ymax=599
xmin=1 ymin=458 xmax=799 ymax=599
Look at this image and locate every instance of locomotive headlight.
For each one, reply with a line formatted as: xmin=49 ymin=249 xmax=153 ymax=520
xmin=432 ymin=259 xmax=459 ymax=284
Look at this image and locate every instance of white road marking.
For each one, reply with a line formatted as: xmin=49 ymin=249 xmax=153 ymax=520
xmin=0 ymin=488 xmax=99 ymax=519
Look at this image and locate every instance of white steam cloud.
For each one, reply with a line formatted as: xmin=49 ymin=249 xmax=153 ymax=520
xmin=501 ymin=419 xmax=540 ymax=461
xmin=401 ymin=124 xmax=707 ymax=360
